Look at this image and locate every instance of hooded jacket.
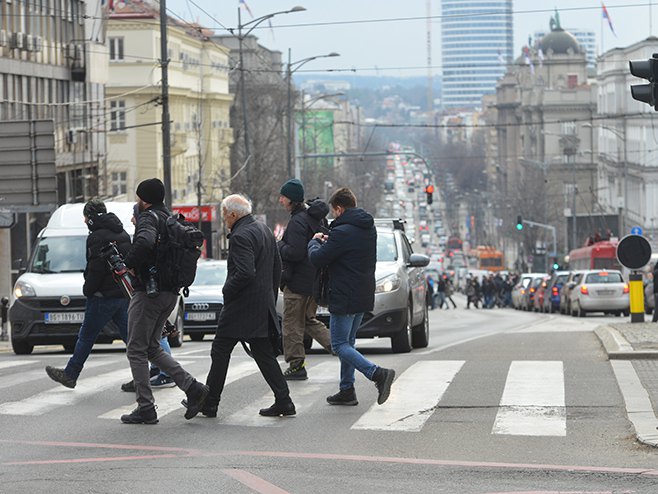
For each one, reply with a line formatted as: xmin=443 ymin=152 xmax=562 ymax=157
xmin=307 ymin=207 xmax=377 ymax=315
xmin=278 ymin=199 xmax=329 ymax=296
xmin=83 ymin=212 xmax=132 ymax=298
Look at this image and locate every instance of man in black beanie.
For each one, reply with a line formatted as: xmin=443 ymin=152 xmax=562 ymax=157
xmin=121 ymin=178 xmax=208 ymax=424
xmin=277 ymin=179 xmax=332 ymax=380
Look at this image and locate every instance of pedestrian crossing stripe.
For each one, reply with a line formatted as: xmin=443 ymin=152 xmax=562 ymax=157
xmin=492 ymin=361 xmax=566 ymax=436
xmin=352 ymin=360 xmax=465 ymax=432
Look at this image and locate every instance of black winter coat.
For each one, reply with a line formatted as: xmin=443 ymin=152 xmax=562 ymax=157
xmin=124 ymin=204 xmax=177 ymax=292
xmin=217 ymin=215 xmax=282 ymax=340
xmin=278 ymin=199 xmax=329 ymax=296
xmin=83 ymin=212 xmax=132 ymax=298
xmin=307 ymin=207 xmax=377 ymax=315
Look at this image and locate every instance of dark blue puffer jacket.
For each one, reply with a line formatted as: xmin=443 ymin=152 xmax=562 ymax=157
xmin=307 ymin=207 xmax=377 ymax=315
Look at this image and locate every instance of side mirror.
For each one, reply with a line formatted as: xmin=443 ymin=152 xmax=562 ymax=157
xmin=12 ymin=258 xmax=26 ymax=274
xmin=408 ymin=253 xmax=430 ymax=268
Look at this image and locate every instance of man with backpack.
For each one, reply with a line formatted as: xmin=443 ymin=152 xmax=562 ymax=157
xmin=277 ymin=179 xmax=332 ymax=380
xmin=121 ymin=178 xmax=208 ymax=424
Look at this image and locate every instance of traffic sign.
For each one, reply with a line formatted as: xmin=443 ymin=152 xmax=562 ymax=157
xmin=617 ymin=234 xmax=652 ymax=270
xmin=631 ymin=226 xmax=643 ymax=235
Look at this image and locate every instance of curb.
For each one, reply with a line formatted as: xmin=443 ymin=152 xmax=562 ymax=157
xmin=594 ymin=325 xmax=658 ymax=360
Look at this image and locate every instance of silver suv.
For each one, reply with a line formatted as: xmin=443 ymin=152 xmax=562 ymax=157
xmin=316 ymin=219 xmax=430 ymax=353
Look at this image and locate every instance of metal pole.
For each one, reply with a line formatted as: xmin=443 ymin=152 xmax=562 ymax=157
xmin=286 ymin=48 xmax=293 ymax=177
xmin=572 ymin=162 xmax=577 ymax=250
xmin=237 ymin=7 xmax=252 ymax=195
xmin=623 ymin=120 xmax=628 ymax=236
xmin=159 ymin=0 xmax=172 ymax=208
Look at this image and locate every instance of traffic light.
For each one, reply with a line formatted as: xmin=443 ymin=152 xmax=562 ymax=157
xmin=629 ymin=54 xmax=658 ymax=110
xmin=425 ymin=184 xmax=434 ymax=205
xmin=552 ymin=258 xmax=560 ymax=270
xmin=516 ymin=215 xmax=523 ymax=231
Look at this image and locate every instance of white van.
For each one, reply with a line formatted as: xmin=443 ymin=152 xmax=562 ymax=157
xmin=9 ymin=202 xmax=184 ymax=354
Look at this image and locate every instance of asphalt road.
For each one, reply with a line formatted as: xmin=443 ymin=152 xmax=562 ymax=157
xmin=1 ymin=296 xmax=657 ymax=493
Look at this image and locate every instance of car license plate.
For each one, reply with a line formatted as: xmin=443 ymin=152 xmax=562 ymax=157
xmin=44 ymin=312 xmax=85 ymax=324
xmin=185 ymin=312 xmax=216 ymax=321
xmin=597 ymin=289 xmax=615 ymax=296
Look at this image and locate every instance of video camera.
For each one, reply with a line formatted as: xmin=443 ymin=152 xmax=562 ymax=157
xmin=100 ymin=242 xmax=134 ymax=298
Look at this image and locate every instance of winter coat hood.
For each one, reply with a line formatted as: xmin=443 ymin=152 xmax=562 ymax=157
xmin=306 ymin=199 xmax=329 ymax=222
xmin=87 ymin=212 xmax=125 ymax=234
xmin=330 ymin=207 xmax=374 ymax=230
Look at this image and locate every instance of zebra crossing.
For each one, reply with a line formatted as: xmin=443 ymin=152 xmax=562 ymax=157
xmin=0 ymin=355 xmax=571 ymax=435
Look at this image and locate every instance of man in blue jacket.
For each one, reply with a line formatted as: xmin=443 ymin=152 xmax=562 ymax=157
xmin=307 ymin=187 xmax=395 ymax=406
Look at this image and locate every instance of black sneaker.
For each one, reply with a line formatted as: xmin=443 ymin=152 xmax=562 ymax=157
xmin=184 ymin=381 xmax=209 ymax=420
xmin=150 ymin=374 xmax=176 ymax=388
xmin=181 ymin=399 xmax=217 ymax=418
xmin=259 ymin=400 xmax=296 ymax=417
xmin=326 ymin=387 xmax=358 ymax=406
xmin=121 ymin=380 xmax=135 ymax=392
xmin=120 ymin=406 xmax=158 ymax=425
xmin=45 ymin=366 xmax=76 ymax=389
xmin=373 ymin=367 xmax=396 ymax=405
xmin=283 ymin=361 xmax=308 ymax=381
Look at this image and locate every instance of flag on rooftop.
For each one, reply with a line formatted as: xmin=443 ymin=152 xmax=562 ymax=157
xmin=601 ymin=1 xmax=616 ymax=37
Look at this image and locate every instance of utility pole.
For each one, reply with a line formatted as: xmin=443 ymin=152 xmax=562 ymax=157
xmin=159 ymin=0 xmax=172 ymax=208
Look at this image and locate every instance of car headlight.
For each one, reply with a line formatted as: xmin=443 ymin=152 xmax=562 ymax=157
xmin=14 ymin=280 xmax=36 ymax=298
xmin=375 ymin=274 xmax=401 ymax=293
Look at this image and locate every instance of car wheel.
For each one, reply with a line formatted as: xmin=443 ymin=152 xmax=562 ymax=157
xmin=623 ymin=310 xmax=630 ymax=317
xmin=391 ymin=304 xmax=413 ymax=353
xmin=168 ymin=305 xmax=184 ymax=348
xmin=12 ymin=339 xmax=33 ymax=355
xmin=189 ymin=333 xmax=204 ymax=342
xmin=412 ymin=303 xmax=429 ymax=348
xmin=577 ymin=303 xmax=586 ymax=318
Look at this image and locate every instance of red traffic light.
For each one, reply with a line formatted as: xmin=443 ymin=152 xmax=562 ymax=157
xmin=425 ymin=184 xmax=435 ymax=194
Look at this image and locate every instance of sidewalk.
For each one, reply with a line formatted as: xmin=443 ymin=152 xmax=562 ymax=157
xmin=595 ymin=322 xmax=658 ymax=448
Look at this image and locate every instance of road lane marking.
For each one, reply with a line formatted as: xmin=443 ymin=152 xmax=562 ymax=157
xmin=0 ymin=361 xmax=109 ymax=391
xmin=0 ymin=360 xmax=36 ymax=370
xmin=99 ymin=359 xmax=260 ymax=420
xmin=492 ymin=361 xmax=566 ymax=436
xmin=222 ymin=361 xmax=340 ymax=427
xmin=351 ymin=360 xmax=465 ymax=432
xmin=222 ymin=468 xmax=291 ymax=494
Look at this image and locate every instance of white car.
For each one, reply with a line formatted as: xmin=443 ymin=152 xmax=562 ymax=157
xmin=569 ymin=270 xmax=629 ymax=317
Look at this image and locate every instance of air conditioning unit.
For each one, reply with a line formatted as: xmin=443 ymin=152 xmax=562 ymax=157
xmin=26 ymin=34 xmax=34 ymax=52
xmin=10 ymin=32 xmax=25 ymax=50
xmin=0 ymin=30 xmax=7 ymax=47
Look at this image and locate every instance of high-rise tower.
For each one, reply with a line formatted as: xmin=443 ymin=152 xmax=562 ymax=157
xmin=441 ymin=0 xmax=513 ymax=109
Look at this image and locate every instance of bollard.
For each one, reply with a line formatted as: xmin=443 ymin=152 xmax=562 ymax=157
xmin=629 ymin=272 xmax=644 ymax=323
xmin=1 ymin=297 xmax=8 ymax=341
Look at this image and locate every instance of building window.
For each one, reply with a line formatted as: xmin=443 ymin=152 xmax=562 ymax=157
xmin=109 ymin=100 xmax=126 ymax=131
xmin=567 ymin=74 xmax=578 ymax=89
xmin=109 ymin=37 xmax=124 ymax=61
xmin=111 ymin=171 xmax=127 ymax=196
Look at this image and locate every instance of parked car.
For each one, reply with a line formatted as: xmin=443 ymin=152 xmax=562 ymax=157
xmin=183 ymin=260 xmax=228 ymax=341
xmin=568 ymin=269 xmax=629 ymax=317
xmin=532 ymin=276 xmax=551 ymax=312
xmin=316 ymin=219 xmax=430 ymax=353
xmin=521 ymin=274 xmax=546 ymax=311
xmin=511 ymin=273 xmax=545 ymax=310
xmin=559 ymin=271 xmax=585 ymax=314
xmin=542 ymin=271 xmax=570 ymax=313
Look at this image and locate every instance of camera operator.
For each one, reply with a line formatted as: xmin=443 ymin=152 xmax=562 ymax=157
xmin=46 ymin=199 xmax=132 ymax=389
xmin=120 ymin=178 xmax=208 ymax=425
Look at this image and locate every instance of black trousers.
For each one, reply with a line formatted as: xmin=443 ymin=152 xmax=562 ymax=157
xmin=205 ymin=335 xmax=291 ymax=409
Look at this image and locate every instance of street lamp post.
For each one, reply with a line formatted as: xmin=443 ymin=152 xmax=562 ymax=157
xmin=286 ymin=51 xmax=340 ymax=177
xmin=233 ymin=6 xmax=306 ymax=195
xmin=583 ymin=122 xmax=627 ymax=235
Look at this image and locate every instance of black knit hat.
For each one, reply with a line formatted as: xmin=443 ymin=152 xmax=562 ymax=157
xmin=83 ymin=198 xmax=106 ymax=218
xmin=279 ymin=179 xmax=304 ymax=203
xmin=136 ymin=178 xmax=165 ymax=205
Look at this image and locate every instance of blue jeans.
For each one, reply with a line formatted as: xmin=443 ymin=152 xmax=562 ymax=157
xmin=65 ymin=296 xmax=129 ymax=380
xmin=330 ymin=313 xmax=377 ymax=391
xmin=153 ymin=336 xmax=172 ymax=378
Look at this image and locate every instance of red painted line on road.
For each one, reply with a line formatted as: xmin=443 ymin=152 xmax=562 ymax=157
xmin=5 ymin=454 xmax=181 ymax=466
xmin=0 ymin=438 xmax=196 ymax=453
xmin=221 ymin=468 xmax=291 ymax=494
xmin=228 ymin=450 xmax=658 ymax=477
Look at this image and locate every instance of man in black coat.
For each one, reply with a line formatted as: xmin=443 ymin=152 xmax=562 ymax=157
xmin=200 ymin=194 xmax=295 ymax=418
xmin=121 ymin=178 xmax=208 ymax=425
xmin=46 ymin=199 xmax=132 ymax=389
xmin=308 ymin=187 xmax=396 ymax=406
xmin=277 ymin=178 xmax=332 ymax=380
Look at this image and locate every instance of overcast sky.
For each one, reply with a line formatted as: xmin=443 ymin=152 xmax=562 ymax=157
xmin=166 ymin=1 xmax=658 ymax=78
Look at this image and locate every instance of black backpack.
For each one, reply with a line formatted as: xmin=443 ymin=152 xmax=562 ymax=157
xmin=152 ymin=212 xmax=205 ymax=296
